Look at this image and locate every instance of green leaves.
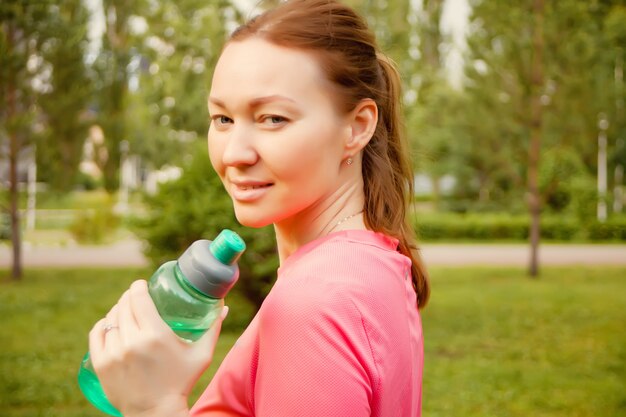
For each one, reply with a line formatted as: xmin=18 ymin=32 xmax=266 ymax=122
xmin=36 ymin=0 xmax=93 ymax=192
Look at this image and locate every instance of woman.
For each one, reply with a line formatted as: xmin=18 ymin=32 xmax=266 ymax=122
xmin=89 ymin=1 xmax=430 ymax=416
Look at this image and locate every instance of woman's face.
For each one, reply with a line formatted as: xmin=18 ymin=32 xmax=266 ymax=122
xmin=208 ymin=38 xmax=351 ymax=227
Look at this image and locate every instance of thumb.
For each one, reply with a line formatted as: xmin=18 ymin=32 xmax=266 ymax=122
xmin=192 ymin=306 xmax=229 ymax=363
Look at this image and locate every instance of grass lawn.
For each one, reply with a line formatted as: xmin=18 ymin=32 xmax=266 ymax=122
xmin=421 ymin=267 xmax=625 ymax=417
xmin=1 ymin=266 xmax=624 ymax=416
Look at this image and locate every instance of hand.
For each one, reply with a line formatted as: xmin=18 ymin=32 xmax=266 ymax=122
xmin=89 ymin=280 xmax=228 ymax=417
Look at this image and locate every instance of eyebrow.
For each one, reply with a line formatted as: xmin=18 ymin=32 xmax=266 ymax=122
xmin=208 ymin=95 xmax=297 ymax=109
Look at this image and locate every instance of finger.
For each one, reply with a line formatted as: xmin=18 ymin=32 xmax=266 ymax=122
xmin=103 ymin=304 xmax=122 ymax=351
xmin=89 ymin=317 xmax=107 ymax=365
xmin=194 ymin=306 xmax=229 ymax=361
xmin=128 ymin=280 xmax=169 ymax=333
xmin=118 ymin=289 xmax=139 ymax=345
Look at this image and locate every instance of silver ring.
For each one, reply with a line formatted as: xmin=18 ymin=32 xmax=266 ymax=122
xmin=103 ymin=323 xmax=119 ymax=333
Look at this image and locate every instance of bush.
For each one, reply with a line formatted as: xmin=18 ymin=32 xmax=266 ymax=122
xmin=69 ymin=208 xmax=120 ymax=244
xmin=568 ymin=176 xmax=597 ymax=221
xmin=75 ymin=171 xmax=102 ymax=191
xmin=0 ymin=212 xmax=10 ymax=240
xmin=586 ymin=217 xmax=626 ymax=241
xmin=414 ymin=213 xmax=528 ymax=241
xmin=413 ymin=212 xmax=625 ymax=242
xmin=540 ymin=216 xmax=580 ymax=240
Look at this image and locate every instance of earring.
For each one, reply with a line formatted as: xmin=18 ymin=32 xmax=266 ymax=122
xmin=346 ymin=158 xmax=353 ymax=166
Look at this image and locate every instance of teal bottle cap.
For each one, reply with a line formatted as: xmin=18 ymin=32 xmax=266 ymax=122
xmin=210 ymin=229 xmax=246 ymax=265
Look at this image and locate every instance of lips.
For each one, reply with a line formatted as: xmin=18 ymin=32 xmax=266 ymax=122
xmin=229 ymin=179 xmax=274 ymax=202
xmin=238 ymin=184 xmax=271 ymax=190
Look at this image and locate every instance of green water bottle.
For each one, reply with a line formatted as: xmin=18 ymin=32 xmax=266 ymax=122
xmin=77 ymin=229 xmax=246 ymax=416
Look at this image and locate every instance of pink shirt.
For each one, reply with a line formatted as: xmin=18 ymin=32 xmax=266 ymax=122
xmin=191 ymin=229 xmax=423 ymax=416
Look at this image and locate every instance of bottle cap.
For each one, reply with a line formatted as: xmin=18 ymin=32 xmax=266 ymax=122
xmin=210 ymin=229 xmax=246 ymax=264
xmin=177 ymin=230 xmax=246 ymax=298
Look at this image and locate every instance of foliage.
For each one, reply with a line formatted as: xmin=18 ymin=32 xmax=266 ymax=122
xmin=0 ymin=1 xmax=50 ymax=132
xmin=17 ymin=189 xmax=117 ymax=210
xmin=134 ymin=142 xmax=278 ymax=309
xmin=450 ymin=0 xmax=626 ymax=215
xmin=586 ymin=217 xmax=626 ymax=240
xmin=413 ymin=212 xmax=626 ymax=242
xmin=93 ymin=0 xmax=137 ymax=192
xmin=36 ymin=0 xmax=93 ymax=192
xmin=1 ymin=266 xmax=625 ymax=416
xmin=124 ymin=0 xmax=236 ymax=173
xmin=1 ymin=0 xmax=57 ymax=278
xmin=75 ymin=171 xmax=103 ymax=191
xmin=0 ymin=1 xmax=93 ymax=193
xmin=10 ymin=0 xmax=624 ymax=208
xmin=3 ymin=1 xmax=626 ymax=277
xmin=69 ymin=208 xmax=120 ymax=244
xmin=360 ymin=0 xmax=447 ymax=178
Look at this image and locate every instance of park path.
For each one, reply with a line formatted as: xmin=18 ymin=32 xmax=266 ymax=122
xmin=0 ymin=239 xmax=625 ymax=268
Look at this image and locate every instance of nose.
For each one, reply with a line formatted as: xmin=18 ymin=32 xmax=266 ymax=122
xmin=221 ymin=123 xmax=258 ymax=167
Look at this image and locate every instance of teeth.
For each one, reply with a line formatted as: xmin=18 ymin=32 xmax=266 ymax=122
xmin=240 ymin=185 xmax=268 ymax=190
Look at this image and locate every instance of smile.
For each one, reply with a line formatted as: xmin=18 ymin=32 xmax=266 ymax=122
xmin=230 ymin=182 xmax=273 ymax=202
xmin=239 ymin=185 xmax=271 ymax=190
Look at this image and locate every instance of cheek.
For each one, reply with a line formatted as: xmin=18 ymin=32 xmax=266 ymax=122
xmin=267 ymin=148 xmax=338 ymax=201
xmin=207 ymin=133 xmax=225 ymax=177
xmin=270 ymin=122 xmax=343 ymax=176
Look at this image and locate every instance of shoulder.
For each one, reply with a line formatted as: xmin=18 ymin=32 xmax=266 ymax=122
xmin=263 ymin=230 xmax=411 ymax=325
xmin=286 ymin=230 xmax=411 ymax=294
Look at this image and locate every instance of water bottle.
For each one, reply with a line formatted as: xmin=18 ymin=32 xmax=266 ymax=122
xmin=77 ymin=229 xmax=246 ymax=416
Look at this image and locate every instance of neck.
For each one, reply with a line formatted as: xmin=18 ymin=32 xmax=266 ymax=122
xmin=273 ymin=179 xmax=366 ymax=264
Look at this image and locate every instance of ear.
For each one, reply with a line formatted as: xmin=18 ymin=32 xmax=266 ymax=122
xmin=343 ymin=98 xmax=378 ymax=158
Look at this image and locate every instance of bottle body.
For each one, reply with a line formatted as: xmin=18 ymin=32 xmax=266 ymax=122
xmin=148 ymin=261 xmax=223 ymax=342
xmin=78 ymin=261 xmax=223 ymax=416
xmin=77 ymin=352 xmax=121 ymax=416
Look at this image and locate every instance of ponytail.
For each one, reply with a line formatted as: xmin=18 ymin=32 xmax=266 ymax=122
xmin=362 ymin=53 xmax=430 ymax=309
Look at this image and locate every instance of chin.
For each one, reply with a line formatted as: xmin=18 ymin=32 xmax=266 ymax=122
xmin=234 ymin=210 xmax=274 ymax=229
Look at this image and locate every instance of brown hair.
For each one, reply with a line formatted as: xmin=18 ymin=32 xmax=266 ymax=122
xmin=229 ymin=0 xmax=430 ymax=309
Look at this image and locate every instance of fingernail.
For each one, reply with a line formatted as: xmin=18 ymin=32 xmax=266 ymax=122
xmin=221 ymin=306 xmax=229 ymax=320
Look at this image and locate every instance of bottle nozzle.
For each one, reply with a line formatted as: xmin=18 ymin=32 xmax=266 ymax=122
xmin=209 ymin=229 xmax=246 ymax=265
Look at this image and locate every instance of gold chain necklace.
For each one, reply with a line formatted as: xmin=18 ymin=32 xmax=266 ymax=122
xmin=327 ymin=210 xmax=364 ymax=235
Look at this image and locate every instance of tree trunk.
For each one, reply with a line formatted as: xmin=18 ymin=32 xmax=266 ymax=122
xmin=6 ymin=24 xmax=22 ymax=280
xmin=9 ymin=131 xmax=22 ymax=281
xmin=528 ymin=0 xmax=544 ymax=278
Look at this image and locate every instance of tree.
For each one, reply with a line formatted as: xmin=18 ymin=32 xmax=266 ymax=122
xmin=124 ymin=0 xmax=235 ymax=172
xmin=37 ymin=0 xmax=93 ymax=192
xmin=0 ymin=1 xmax=52 ymax=280
xmin=528 ymin=0 xmax=544 ymax=276
xmin=95 ymin=0 xmax=136 ymax=192
xmin=359 ymin=0 xmax=464 ymax=208
xmin=412 ymin=1 xmax=466 ymax=207
xmin=603 ymin=4 xmax=626 ymax=213
xmin=458 ymin=0 xmax=625 ymax=274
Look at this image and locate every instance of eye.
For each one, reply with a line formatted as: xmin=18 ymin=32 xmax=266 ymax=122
xmin=260 ymin=115 xmax=288 ymax=126
xmin=211 ymin=115 xmax=233 ymax=127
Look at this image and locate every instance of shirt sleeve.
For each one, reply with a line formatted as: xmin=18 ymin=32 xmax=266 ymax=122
xmin=253 ymin=277 xmax=377 ymax=417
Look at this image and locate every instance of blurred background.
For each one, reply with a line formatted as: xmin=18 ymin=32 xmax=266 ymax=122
xmin=1 ymin=0 xmax=625 ymax=416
